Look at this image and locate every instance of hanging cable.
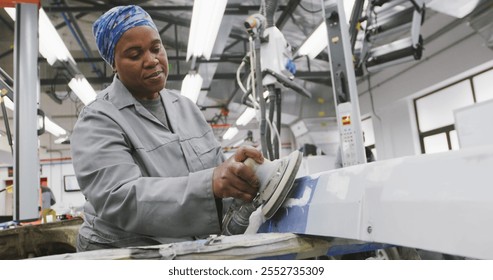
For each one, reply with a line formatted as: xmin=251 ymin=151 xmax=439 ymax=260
xmin=267 ymin=84 xmax=283 ymax=159
xmin=249 ymin=37 xmax=257 ymax=103
xmin=299 ymin=1 xmax=322 ymax=13
xmin=272 ymin=94 xmax=282 ymax=159
xmin=266 ymin=88 xmax=275 ymax=159
xmin=251 ymin=34 xmax=269 ymax=158
xmin=236 ymin=61 xmax=248 ymax=94
xmin=366 ymin=70 xmax=381 ymax=123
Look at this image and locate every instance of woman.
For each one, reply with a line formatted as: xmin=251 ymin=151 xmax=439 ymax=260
xmin=71 ymin=5 xmax=263 ymax=251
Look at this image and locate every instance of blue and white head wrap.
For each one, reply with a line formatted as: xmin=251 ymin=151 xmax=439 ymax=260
xmin=93 ymin=5 xmax=158 ymax=66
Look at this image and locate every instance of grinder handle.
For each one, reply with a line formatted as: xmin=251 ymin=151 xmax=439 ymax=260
xmin=244 ymin=157 xmax=271 ymax=172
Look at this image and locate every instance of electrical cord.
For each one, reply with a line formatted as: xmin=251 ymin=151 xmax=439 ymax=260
xmin=366 ymin=69 xmax=381 ymax=123
xmin=299 ymin=1 xmax=322 ymax=13
xmin=236 ymin=61 xmax=248 ymax=94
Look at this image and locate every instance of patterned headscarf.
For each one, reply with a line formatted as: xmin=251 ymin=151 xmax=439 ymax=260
xmin=93 ymin=5 xmax=158 ymax=66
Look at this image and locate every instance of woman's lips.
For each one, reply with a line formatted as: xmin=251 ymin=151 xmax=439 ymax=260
xmin=146 ymin=70 xmax=163 ymax=79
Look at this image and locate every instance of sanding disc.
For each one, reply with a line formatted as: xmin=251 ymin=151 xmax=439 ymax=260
xmin=261 ymin=150 xmax=302 ymax=219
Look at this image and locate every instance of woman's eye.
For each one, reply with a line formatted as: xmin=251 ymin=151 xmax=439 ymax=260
xmin=128 ymin=52 xmax=141 ymax=60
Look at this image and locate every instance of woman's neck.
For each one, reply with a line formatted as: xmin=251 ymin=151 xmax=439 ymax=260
xmin=134 ymin=92 xmax=160 ymax=100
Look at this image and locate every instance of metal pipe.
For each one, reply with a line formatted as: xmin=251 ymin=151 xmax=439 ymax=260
xmin=13 ymin=3 xmax=40 ymax=221
xmin=254 ymin=37 xmax=268 ymax=158
xmin=264 ymin=0 xmax=279 ymax=27
xmin=266 ymin=86 xmax=275 ymax=160
xmin=275 ymin=88 xmax=281 ymax=159
xmin=60 ymin=11 xmax=103 ymax=77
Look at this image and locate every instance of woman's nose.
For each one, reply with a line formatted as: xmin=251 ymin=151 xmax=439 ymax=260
xmin=144 ymin=52 xmax=158 ymax=67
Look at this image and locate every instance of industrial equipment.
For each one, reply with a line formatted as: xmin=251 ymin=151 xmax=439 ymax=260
xmin=222 ymin=150 xmax=302 ymax=235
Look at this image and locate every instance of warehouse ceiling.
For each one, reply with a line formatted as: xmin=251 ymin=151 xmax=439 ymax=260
xmin=0 ymin=0 xmax=492 ymax=159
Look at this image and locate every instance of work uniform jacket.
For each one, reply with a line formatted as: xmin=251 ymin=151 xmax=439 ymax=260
xmin=71 ymin=76 xmax=224 ymax=246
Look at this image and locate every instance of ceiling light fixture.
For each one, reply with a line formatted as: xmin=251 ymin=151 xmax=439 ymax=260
xmin=427 ymin=0 xmax=480 ymax=18
xmin=186 ymin=0 xmax=228 ymax=61
xmin=222 ymin=126 xmax=239 ymax=140
xmin=38 ymin=8 xmax=76 ymax=66
xmin=4 ymin=8 xmax=75 ymax=66
xmin=3 ymin=96 xmax=14 ymax=111
xmin=296 ymin=21 xmax=328 ymax=59
xmin=68 ymin=75 xmax=97 ymax=105
xmin=2 ymin=88 xmax=67 ymax=138
xmin=5 ymin=7 xmax=97 ymax=107
xmin=296 ymin=1 xmax=365 ymax=59
xmin=236 ymin=107 xmax=256 ymax=126
xmin=54 ymin=135 xmax=70 ymax=144
xmin=180 ymin=72 xmax=203 ymax=103
xmin=43 ymin=116 xmax=67 ymax=137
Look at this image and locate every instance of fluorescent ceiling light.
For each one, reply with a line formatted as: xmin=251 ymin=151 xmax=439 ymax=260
xmin=297 ymin=22 xmax=328 ymax=59
xmin=3 ymin=96 xmax=14 ymax=111
xmin=39 ymin=8 xmax=76 ymax=65
xmin=296 ymin=1 xmax=367 ymax=59
xmin=223 ymin=127 xmax=239 ymax=140
xmin=344 ymin=0 xmax=355 ymax=21
xmin=4 ymin=8 xmax=75 ymax=66
xmin=43 ymin=116 xmax=67 ymax=137
xmin=427 ymin=0 xmax=480 ymax=18
xmin=180 ymin=72 xmax=203 ymax=103
xmin=4 ymin=7 xmax=15 ymax=19
xmin=68 ymin=75 xmax=97 ymax=105
xmin=236 ymin=108 xmax=256 ymax=126
xmin=54 ymin=135 xmax=70 ymax=144
xmin=186 ymin=0 xmax=227 ymax=61
xmin=4 ymin=96 xmax=67 ymax=138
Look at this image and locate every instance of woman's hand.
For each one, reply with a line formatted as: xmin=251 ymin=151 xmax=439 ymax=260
xmin=212 ymin=146 xmax=264 ymax=202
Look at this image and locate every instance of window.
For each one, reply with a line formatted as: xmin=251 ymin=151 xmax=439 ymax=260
xmin=416 ymin=81 xmax=474 ymax=133
xmin=449 ymin=130 xmax=459 ymax=150
xmin=414 ymin=67 xmax=493 ymax=154
xmin=423 ymin=133 xmax=448 ymax=154
xmin=361 ymin=117 xmax=377 ymax=160
xmin=473 ymin=69 xmax=493 ymax=102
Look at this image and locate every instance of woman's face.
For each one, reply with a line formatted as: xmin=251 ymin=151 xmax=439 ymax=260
xmin=113 ymin=25 xmax=168 ymax=99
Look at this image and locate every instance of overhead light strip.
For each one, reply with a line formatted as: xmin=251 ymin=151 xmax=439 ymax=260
xmin=223 ymin=127 xmax=239 ymax=140
xmin=68 ymin=75 xmax=97 ymax=105
xmin=43 ymin=116 xmax=67 ymax=137
xmin=236 ymin=107 xmax=256 ymax=126
xmin=297 ymin=21 xmax=328 ymax=59
xmin=180 ymin=72 xmax=203 ymax=103
xmin=186 ymin=0 xmax=228 ymax=61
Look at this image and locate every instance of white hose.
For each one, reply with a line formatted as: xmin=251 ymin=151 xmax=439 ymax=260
xmin=236 ymin=61 xmax=248 ymax=94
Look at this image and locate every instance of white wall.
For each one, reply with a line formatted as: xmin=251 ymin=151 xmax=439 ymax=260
xmin=455 ymin=99 xmax=493 ymax=149
xmin=40 ymin=160 xmax=85 ymax=215
xmin=0 ymin=159 xmax=85 ymax=217
xmin=358 ymin=23 xmax=493 ymax=159
xmin=0 ymin=166 xmax=11 ymax=216
xmin=371 ymin=99 xmax=421 ymax=160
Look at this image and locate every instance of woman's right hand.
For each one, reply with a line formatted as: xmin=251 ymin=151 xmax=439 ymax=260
xmin=212 ymin=146 xmax=264 ymax=202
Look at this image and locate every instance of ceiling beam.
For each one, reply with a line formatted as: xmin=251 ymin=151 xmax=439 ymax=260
xmin=66 ymin=54 xmax=245 ymax=64
xmin=0 ymin=12 xmax=14 ymax=32
xmin=40 ymin=71 xmax=331 ymax=86
xmin=276 ymin=0 xmax=301 ymax=29
xmin=43 ymin=4 xmax=288 ymax=15
xmin=54 ymin=12 xmax=88 ymax=30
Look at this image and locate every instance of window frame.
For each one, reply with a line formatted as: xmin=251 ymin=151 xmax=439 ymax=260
xmin=414 ymin=67 xmax=493 ymax=154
